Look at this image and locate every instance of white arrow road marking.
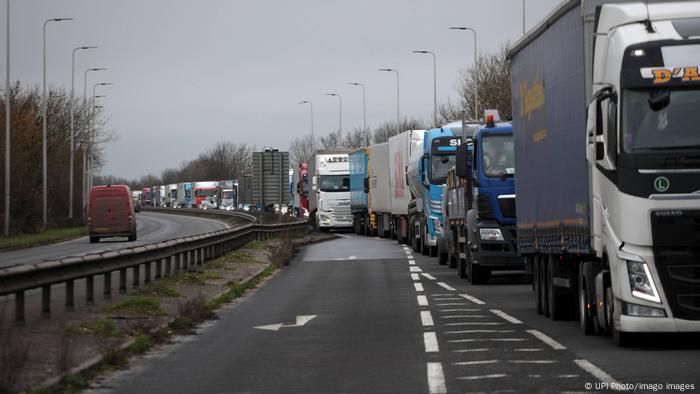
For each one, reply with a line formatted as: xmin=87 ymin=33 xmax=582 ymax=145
xmin=254 ymin=315 xmax=318 ymax=331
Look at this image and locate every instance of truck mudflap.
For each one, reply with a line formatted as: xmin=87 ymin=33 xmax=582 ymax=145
xmin=473 ymin=223 xmax=523 ymax=270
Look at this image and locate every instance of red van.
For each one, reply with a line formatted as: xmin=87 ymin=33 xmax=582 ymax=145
xmin=87 ymin=185 xmax=137 ymax=243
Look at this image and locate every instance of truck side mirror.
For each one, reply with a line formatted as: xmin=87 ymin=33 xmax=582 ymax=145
xmin=456 ymin=143 xmax=469 ymax=178
xmin=363 ymin=177 xmax=370 ymax=193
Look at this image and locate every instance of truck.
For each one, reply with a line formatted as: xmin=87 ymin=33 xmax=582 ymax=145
xmin=447 ymin=118 xmax=524 ymax=283
xmin=293 ymin=162 xmax=310 ymax=218
xmin=509 ymin=0 xmax=700 ymax=344
xmin=167 ymin=184 xmax=177 ymax=207
xmin=407 ymin=126 xmax=461 ymax=257
xmin=350 ymin=148 xmax=372 ymax=235
xmin=176 ymin=182 xmax=194 ymax=208
xmin=308 ymin=150 xmax=352 ymax=230
xmin=194 ymin=181 xmax=220 ymax=209
xmin=139 ymin=187 xmax=152 ymax=208
xmin=369 ymin=142 xmax=392 ymax=238
xmin=252 ymin=149 xmax=290 ymax=211
xmin=218 ymin=180 xmax=237 ymax=211
xmin=388 ymin=130 xmax=425 ymax=244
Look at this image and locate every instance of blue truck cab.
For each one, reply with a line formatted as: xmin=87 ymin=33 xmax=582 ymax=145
xmin=456 ymin=117 xmax=522 ymax=283
xmin=349 ymin=148 xmax=371 ymax=235
xmin=409 ymin=125 xmax=461 ymax=257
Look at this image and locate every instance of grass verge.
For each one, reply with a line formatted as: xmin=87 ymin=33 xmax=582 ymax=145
xmin=0 ymin=227 xmax=87 ymax=251
xmin=103 ymin=297 xmax=165 ymax=316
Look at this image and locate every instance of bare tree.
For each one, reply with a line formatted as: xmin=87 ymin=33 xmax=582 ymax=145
xmin=342 ymin=127 xmax=371 ymax=149
xmin=456 ymin=44 xmax=513 ymax=120
xmin=372 ymin=117 xmax=426 ymax=144
xmin=318 ymin=132 xmax=340 ymax=150
xmin=289 ymin=134 xmax=316 ymax=165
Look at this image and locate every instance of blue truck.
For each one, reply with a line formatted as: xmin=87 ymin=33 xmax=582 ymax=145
xmin=407 ymin=124 xmax=461 ymax=257
xmin=349 ymin=148 xmax=371 ymax=235
xmin=443 ymin=117 xmax=523 ymax=283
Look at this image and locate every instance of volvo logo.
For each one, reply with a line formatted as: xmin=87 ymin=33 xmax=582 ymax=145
xmin=654 ymin=176 xmax=670 ymax=192
xmin=654 ymin=210 xmax=683 ymax=217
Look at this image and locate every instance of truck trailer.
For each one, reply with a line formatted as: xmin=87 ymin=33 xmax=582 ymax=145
xmin=369 ymin=142 xmax=392 ymax=238
xmin=388 ymin=130 xmax=425 ymax=244
xmin=308 ymin=150 xmax=352 ymax=230
xmin=509 ymin=0 xmax=700 ymax=344
xmin=350 ymin=148 xmax=371 ymax=234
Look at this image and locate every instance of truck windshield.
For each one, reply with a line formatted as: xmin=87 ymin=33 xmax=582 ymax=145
xmin=431 ymin=155 xmax=455 ymax=183
xmin=222 ymin=191 xmax=234 ymax=199
xmin=622 ymin=88 xmax=700 ymax=152
xmin=481 ymin=134 xmax=515 ymax=178
xmin=196 ymin=189 xmax=217 ymax=196
xmin=319 ymin=175 xmax=350 ymax=192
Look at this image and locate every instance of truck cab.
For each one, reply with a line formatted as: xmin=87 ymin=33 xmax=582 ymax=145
xmin=309 ymin=151 xmax=352 ymax=230
xmin=350 ymin=148 xmax=372 ymax=235
xmin=457 ymin=117 xmax=522 ymax=283
xmin=408 ymin=126 xmax=461 ymax=257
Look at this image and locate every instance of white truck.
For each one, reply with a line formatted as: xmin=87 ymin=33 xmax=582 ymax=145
xmin=308 ymin=150 xmax=352 ymax=230
xmin=509 ymin=0 xmax=700 ymax=344
xmin=369 ymin=142 xmax=393 ymax=238
xmin=167 ymin=184 xmax=177 ymax=207
xmin=388 ymin=130 xmax=425 ymax=244
xmin=218 ymin=180 xmax=237 ymax=211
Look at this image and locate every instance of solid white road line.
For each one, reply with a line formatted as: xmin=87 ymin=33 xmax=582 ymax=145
xmin=574 ymin=359 xmax=623 ymax=390
xmin=421 ymin=273 xmax=437 ymax=280
xmin=433 ymin=297 xmax=461 ymax=301
xmin=439 ymin=308 xmax=481 ymax=312
xmin=421 ymin=311 xmax=435 ymax=327
xmin=424 ymin=332 xmax=439 ymax=353
xmin=414 ymin=283 xmax=424 ymax=292
xmin=452 ymin=360 xmax=499 ymax=366
xmin=445 ymin=330 xmax=515 ymax=334
xmin=417 ymin=295 xmax=429 ymax=306
xmin=411 ymin=273 xmax=420 ymax=281
xmin=490 ymin=309 xmax=523 ymax=324
xmin=448 ymin=338 xmax=527 ymax=343
xmin=514 ymin=348 xmax=543 ymax=352
xmin=509 ymin=360 xmax=556 ymax=364
xmin=410 ymin=266 xmax=423 ymax=272
xmin=435 ymin=302 xmax=471 ymax=306
xmin=426 ymin=362 xmax=447 ymax=394
xmin=456 ymin=374 xmax=507 ymax=380
xmin=557 ymin=375 xmax=580 ymax=378
xmin=437 ymin=282 xmax=457 ymax=291
xmin=459 ymin=293 xmax=486 ymax=305
xmin=444 ymin=322 xmax=502 ymax=326
xmin=441 ymin=315 xmax=489 ymax=319
xmin=526 ymin=329 xmax=566 ymax=350
xmin=452 ymin=348 xmax=490 ymax=353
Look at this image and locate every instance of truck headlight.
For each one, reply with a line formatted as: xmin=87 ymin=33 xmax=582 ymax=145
xmin=430 ymin=217 xmax=442 ymax=234
xmin=320 ymin=214 xmax=330 ymax=221
xmin=479 ymin=228 xmax=504 ymax=241
xmin=627 ymin=260 xmax=661 ymax=304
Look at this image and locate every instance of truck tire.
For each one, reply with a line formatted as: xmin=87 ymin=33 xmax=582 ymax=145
xmin=468 ymin=249 xmax=490 ymax=284
xmin=547 ymin=254 xmax=568 ymax=320
xmin=534 ymin=255 xmax=543 ymax=315
xmin=448 ymin=228 xmax=458 ymax=269
xmin=458 ymin=249 xmax=468 ymax=279
xmin=411 ymin=223 xmax=421 ymax=253
xmin=430 ymin=245 xmax=438 ymax=258
xmin=421 ymin=221 xmax=429 ymax=256
xmin=579 ymin=262 xmax=596 ymax=335
xmin=89 ymin=236 xmax=99 ymax=244
xmin=128 ymin=232 xmax=137 ymax=242
xmin=437 ymin=238 xmax=448 ymax=265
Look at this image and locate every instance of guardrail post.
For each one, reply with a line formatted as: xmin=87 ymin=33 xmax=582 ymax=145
xmin=156 ymin=258 xmax=163 ymax=279
xmin=175 ymin=253 xmax=181 ymax=273
xmin=41 ymin=285 xmax=51 ymax=318
xmin=186 ymin=251 xmax=192 ymax=270
xmin=145 ymin=262 xmax=152 ymax=283
xmin=119 ymin=269 xmax=127 ymax=294
xmin=65 ymin=280 xmax=75 ymax=311
xmin=199 ymin=248 xmax=204 ymax=265
xmin=86 ymin=275 xmax=95 ymax=305
xmin=104 ymin=272 xmax=112 ymax=300
xmin=15 ymin=291 xmax=25 ymax=325
xmin=167 ymin=255 xmax=174 ymax=275
xmin=193 ymin=249 xmax=198 ymax=267
xmin=133 ymin=265 xmax=140 ymax=288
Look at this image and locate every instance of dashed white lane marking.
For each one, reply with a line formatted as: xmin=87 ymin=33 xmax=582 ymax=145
xmin=410 ymin=266 xmax=423 ymax=272
xmin=423 ymin=332 xmax=439 ymax=353
xmin=514 ymin=348 xmax=543 ymax=352
xmin=558 ymin=374 xmax=581 ymax=378
xmin=421 ymin=311 xmax=435 ymax=327
xmin=435 ymin=302 xmax=471 ymax=306
xmin=574 ymin=359 xmax=623 ymax=391
xmin=453 ymin=360 xmax=498 ymax=366
xmin=445 ymin=330 xmax=515 ymax=334
xmin=417 ymin=295 xmax=429 ymax=306
xmin=433 ymin=297 xmax=461 ymax=301
xmin=490 ymin=309 xmax=523 ymax=324
xmin=445 ymin=322 xmax=502 ymax=326
xmin=453 ymin=348 xmax=489 ymax=353
xmin=414 ymin=283 xmax=424 ymax=292
xmin=437 ymin=282 xmax=456 ymax=291
xmin=411 ymin=273 xmax=420 ymax=281
xmin=459 ymin=293 xmax=486 ymax=305
xmin=445 ymin=320 xmax=493 ymax=326
xmin=439 ymin=308 xmax=480 ymax=312
xmin=409 ymin=260 xmax=416 ymax=265
xmin=527 ymin=329 xmax=566 ymax=350
xmin=448 ymin=338 xmax=527 ymax=343
xmin=421 ymin=273 xmax=437 ymax=280
xmin=510 ymin=360 xmax=556 ymax=364
xmin=456 ymin=374 xmax=507 ymax=380
xmin=426 ymin=362 xmax=447 ymax=394
xmin=429 ymin=293 xmax=453 ymax=296
xmin=441 ymin=315 xmax=489 ymax=319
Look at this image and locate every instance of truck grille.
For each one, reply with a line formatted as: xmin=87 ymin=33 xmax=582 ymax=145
xmin=498 ymin=196 xmax=516 ymax=218
xmin=651 ymin=210 xmax=700 ymax=320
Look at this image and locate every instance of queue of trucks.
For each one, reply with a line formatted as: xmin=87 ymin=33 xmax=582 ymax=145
xmin=291 ymin=0 xmax=700 ymax=344
xmin=138 ymin=179 xmax=247 ymax=211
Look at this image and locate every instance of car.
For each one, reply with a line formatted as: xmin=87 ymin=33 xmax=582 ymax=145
xmin=88 ymin=185 xmax=137 ymax=243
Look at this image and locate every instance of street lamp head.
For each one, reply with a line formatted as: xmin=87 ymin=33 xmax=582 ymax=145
xmin=95 ymin=95 xmax=107 ymax=98
xmin=53 ymin=18 xmax=74 ymax=22
xmin=378 ymin=68 xmax=395 ymax=72
xmin=89 ymin=67 xmax=107 ymax=72
xmin=298 ymin=100 xmax=310 ymax=105
xmin=99 ymin=82 xmax=114 ymax=86
xmin=324 ymin=93 xmax=338 ymax=97
xmin=347 ymin=82 xmax=359 ymax=86
xmin=80 ymin=46 xmax=98 ymax=50
xmin=413 ymin=50 xmax=428 ymax=54
xmin=449 ymin=26 xmax=467 ymax=30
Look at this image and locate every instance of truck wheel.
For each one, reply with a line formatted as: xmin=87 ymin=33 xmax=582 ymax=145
xmin=89 ymin=236 xmax=99 ymax=244
xmin=458 ymin=249 xmax=468 ymax=279
xmin=437 ymin=238 xmax=448 ymax=265
xmin=547 ymin=255 xmax=567 ymax=320
xmin=534 ymin=256 xmax=543 ymax=314
xmin=469 ymin=250 xmax=489 ymax=284
xmin=579 ymin=262 xmax=596 ymax=335
xmin=540 ymin=256 xmax=550 ymax=317
xmin=421 ymin=221 xmax=429 ymax=256
xmin=410 ymin=224 xmax=420 ymax=253
xmin=430 ymin=245 xmax=438 ymax=258
xmin=128 ymin=232 xmax=137 ymax=242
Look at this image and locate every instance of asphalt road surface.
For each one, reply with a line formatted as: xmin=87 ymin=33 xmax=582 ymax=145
xmin=0 ymin=211 xmax=230 ymax=269
xmin=87 ymin=233 xmax=700 ymax=394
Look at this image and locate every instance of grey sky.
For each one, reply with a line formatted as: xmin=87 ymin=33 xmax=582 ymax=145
xmin=4 ymin=0 xmax=561 ymax=179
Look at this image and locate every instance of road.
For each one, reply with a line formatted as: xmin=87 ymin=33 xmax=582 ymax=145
xmin=0 ymin=211 xmax=230 ymax=269
xmin=89 ymin=234 xmax=700 ymax=394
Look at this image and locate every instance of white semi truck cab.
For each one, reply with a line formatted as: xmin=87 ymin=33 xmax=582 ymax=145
xmin=308 ymin=150 xmax=352 ymax=229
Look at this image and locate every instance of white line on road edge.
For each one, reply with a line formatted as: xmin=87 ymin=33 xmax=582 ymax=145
xmin=411 ymin=273 xmax=420 ymax=281
xmin=459 ymin=293 xmax=485 ymax=305
xmin=336 ymin=234 xmax=352 ymax=239
xmin=509 ymin=360 xmax=556 ymax=364
xmin=445 ymin=322 xmax=502 ymax=326
xmin=410 ymin=266 xmax=423 ymax=272
xmin=426 ymin=362 xmax=447 ymax=394
xmin=417 ymin=295 xmax=429 ymax=306
xmin=456 ymin=374 xmax=507 ymax=380
xmin=527 ymin=329 xmax=566 ymax=350
xmin=448 ymin=338 xmax=527 ymax=343
xmin=490 ymin=309 xmax=523 ymax=324
xmin=409 ymin=260 xmax=416 ymax=265
xmin=574 ymin=359 xmax=623 ymax=391
xmin=414 ymin=283 xmax=425 ymax=292
xmin=446 ymin=330 xmax=515 ymax=334
xmin=437 ymin=282 xmax=457 ymax=291
xmin=423 ymin=332 xmax=439 ymax=353
xmin=421 ymin=311 xmax=435 ymax=327
xmin=421 ymin=273 xmax=437 ymax=280
xmin=453 ymin=348 xmax=490 ymax=352
xmin=452 ymin=360 xmax=498 ymax=366
xmin=439 ymin=308 xmax=481 ymax=312
xmin=435 ymin=302 xmax=472 ymax=306
xmin=441 ymin=315 xmax=489 ymax=319
xmin=514 ymin=348 xmax=543 ymax=352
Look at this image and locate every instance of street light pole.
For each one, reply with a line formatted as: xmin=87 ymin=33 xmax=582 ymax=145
xmin=450 ymin=27 xmax=479 ymax=120
xmin=324 ymin=93 xmax=342 ymax=148
xmin=89 ymin=82 xmax=112 ymax=191
xmin=522 ymin=0 xmax=526 ymax=35
xmin=69 ymin=46 xmax=96 ymax=220
xmin=413 ymin=50 xmax=437 ymax=123
xmin=378 ymin=68 xmax=400 ymax=132
xmin=347 ymin=82 xmax=367 ymax=145
xmin=298 ymin=100 xmax=314 ymax=148
xmin=42 ymin=17 xmax=73 ymax=226
xmin=81 ymin=67 xmax=106 ymax=213
xmin=4 ymin=0 xmax=10 ymax=236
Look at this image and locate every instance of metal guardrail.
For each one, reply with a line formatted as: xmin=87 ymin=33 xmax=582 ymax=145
xmin=0 ymin=209 xmax=310 ymax=324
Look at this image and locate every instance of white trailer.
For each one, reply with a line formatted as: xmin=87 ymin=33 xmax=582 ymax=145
xmin=308 ymin=150 xmax=352 ymax=229
xmin=388 ymin=130 xmax=424 ymax=244
xmin=369 ymin=142 xmax=392 ymax=238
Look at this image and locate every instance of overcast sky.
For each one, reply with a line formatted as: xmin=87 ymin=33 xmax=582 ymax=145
xmin=4 ymin=0 xmax=561 ymax=179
